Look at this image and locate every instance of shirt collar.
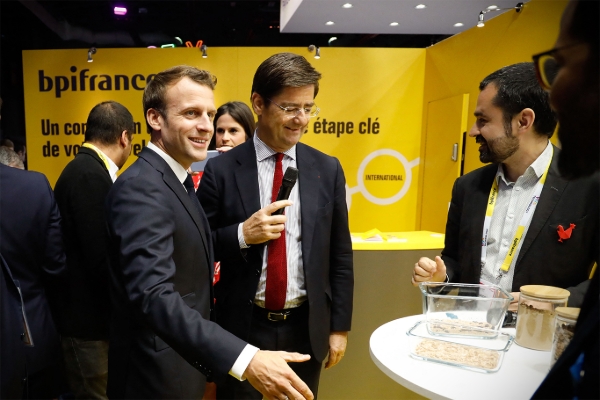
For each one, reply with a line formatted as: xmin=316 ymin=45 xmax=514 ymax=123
xmin=105 ymin=155 xmax=119 ymax=182
xmin=529 ymin=140 xmax=553 ymax=178
xmin=496 ymin=140 xmax=552 ymax=185
xmin=82 ymin=142 xmax=119 ymax=182
xmin=147 ymin=142 xmax=189 ymax=184
xmin=253 ymin=131 xmax=297 ymax=162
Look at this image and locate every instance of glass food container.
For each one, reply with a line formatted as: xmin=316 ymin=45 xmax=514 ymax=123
xmin=407 ymin=320 xmax=514 ymax=373
xmin=419 ymin=282 xmax=513 ymax=339
xmin=515 ymin=285 xmax=570 ymax=351
xmin=550 ymin=307 xmax=580 ymax=367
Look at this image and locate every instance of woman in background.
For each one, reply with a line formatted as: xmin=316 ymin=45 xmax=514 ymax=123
xmin=209 ymin=101 xmax=255 ymax=152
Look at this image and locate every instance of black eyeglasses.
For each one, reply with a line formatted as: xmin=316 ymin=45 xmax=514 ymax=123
xmin=532 ymin=42 xmax=584 ymax=91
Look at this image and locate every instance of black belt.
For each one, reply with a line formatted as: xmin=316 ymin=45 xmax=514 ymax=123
xmin=253 ymin=302 xmax=307 ymax=322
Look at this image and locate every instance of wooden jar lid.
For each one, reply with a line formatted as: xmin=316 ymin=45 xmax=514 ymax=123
xmin=556 ymin=307 xmax=580 ymax=320
xmin=520 ymin=285 xmax=570 ymax=299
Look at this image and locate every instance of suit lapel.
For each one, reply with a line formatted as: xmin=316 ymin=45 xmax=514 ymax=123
xmin=138 ymin=148 xmax=210 ymax=260
xmin=234 ymin=141 xmax=261 ymax=218
xmin=297 ymin=144 xmax=319 ymax=266
xmin=516 ymin=147 xmax=567 ymax=265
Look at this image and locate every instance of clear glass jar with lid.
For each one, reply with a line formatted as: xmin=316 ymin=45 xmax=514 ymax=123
xmin=550 ymin=307 xmax=580 ymax=367
xmin=515 ymin=285 xmax=570 ymax=351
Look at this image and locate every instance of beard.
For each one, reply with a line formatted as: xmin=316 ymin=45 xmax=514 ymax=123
xmin=555 ymin=102 xmax=600 ymax=179
xmin=477 ymin=126 xmax=519 ymax=164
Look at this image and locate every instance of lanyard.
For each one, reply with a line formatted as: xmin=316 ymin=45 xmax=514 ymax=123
xmin=81 ymin=143 xmax=111 ymax=172
xmin=480 ymin=147 xmax=553 ymax=275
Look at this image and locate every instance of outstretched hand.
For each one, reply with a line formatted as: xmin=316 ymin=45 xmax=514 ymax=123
xmin=244 ymin=350 xmax=314 ymax=400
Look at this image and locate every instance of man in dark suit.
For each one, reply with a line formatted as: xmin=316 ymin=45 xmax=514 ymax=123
xmin=0 ymin=163 xmax=68 ymax=399
xmin=105 ymin=65 xmax=313 ymax=400
xmin=533 ymin=0 xmax=599 ymax=398
xmin=54 ymin=101 xmax=134 ymax=399
xmin=412 ymin=62 xmax=598 ymax=307
xmin=198 ymin=53 xmax=354 ymax=399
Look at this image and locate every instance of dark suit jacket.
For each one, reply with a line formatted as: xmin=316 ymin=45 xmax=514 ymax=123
xmin=0 ymin=253 xmax=27 ymax=400
xmin=0 ymin=164 xmax=67 ymax=375
xmin=442 ymin=146 xmax=598 ymax=305
xmin=198 ymin=140 xmax=354 ymax=363
xmin=54 ymin=147 xmax=112 ymax=339
xmin=105 ymin=147 xmax=247 ymax=399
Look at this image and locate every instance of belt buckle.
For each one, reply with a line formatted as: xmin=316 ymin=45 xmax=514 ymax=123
xmin=267 ymin=311 xmax=290 ymax=322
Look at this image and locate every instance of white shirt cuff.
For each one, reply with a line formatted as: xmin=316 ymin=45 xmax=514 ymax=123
xmin=238 ymin=223 xmax=249 ymax=249
xmin=229 ymin=344 xmax=259 ymax=381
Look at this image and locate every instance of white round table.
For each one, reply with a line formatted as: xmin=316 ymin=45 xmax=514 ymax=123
xmin=370 ymin=315 xmax=551 ymax=399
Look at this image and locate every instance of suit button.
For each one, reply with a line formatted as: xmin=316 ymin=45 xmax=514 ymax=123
xmin=248 ymin=299 xmax=253 ymax=306
xmin=255 ymin=269 xmax=260 ymax=276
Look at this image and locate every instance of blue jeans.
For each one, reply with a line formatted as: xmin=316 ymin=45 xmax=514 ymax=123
xmin=61 ymin=337 xmax=109 ymax=400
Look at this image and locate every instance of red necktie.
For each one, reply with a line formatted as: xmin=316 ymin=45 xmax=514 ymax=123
xmin=265 ymin=153 xmax=287 ymax=310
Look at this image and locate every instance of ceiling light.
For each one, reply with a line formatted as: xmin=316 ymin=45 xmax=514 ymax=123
xmin=308 ymin=44 xmax=320 ymax=59
xmin=390 ymin=22 xmax=399 ymax=26
xmin=342 ymin=3 xmax=353 ymax=8
xmin=415 ymin=4 xmax=426 ymax=9
xmin=114 ymin=6 xmax=127 ymax=16
xmin=454 ymin=22 xmax=464 ymax=27
xmin=477 ymin=11 xmax=485 ymax=27
xmin=477 ymin=3 xmax=523 ymax=28
xmin=326 ymin=21 xmax=335 ymax=25
xmin=87 ymin=47 xmax=97 ymax=62
xmin=201 ymin=44 xmax=208 ymax=58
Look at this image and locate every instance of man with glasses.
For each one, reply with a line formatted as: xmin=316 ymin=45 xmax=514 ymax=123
xmin=412 ymin=62 xmax=598 ymax=310
xmin=533 ymin=1 xmax=599 ymax=398
xmin=199 ymin=53 xmax=353 ymax=399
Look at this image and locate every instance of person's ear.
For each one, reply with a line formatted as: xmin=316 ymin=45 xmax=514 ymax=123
xmin=517 ymin=108 xmax=535 ymax=133
xmin=120 ymin=130 xmax=129 ymax=148
xmin=251 ymin=93 xmax=265 ymax=116
xmin=147 ymin=109 xmax=163 ymax=132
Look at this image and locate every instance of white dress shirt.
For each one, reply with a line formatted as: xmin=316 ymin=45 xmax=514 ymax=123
xmin=237 ymin=134 xmax=306 ymax=309
xmin=480 ymin=141 xmax=553 ymax=291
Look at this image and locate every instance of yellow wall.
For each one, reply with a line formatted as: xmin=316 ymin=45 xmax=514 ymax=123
xmin=22 ymin=47 xmax=425 ymax=233
xmin=421 ymin=0 xmax=567 ymax=175
xmin=417 ymin=0 xmax=567 ymax=228
xmin=21 ymin=0 xmax=568 ymax=233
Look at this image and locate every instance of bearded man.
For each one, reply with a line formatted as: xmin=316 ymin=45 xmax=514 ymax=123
xmin=412 ymin=62 xmax=598 ymax=309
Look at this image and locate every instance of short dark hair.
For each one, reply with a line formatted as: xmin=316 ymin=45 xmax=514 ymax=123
xmin=143 ymin=65 xmax=217 ymax=133
xmin=85 ymin=101 xmax=135 ymax=145
xmin=251 ymin=53 xmax=321 ymax=100
xmin=479 ymin=62 xmax=557 ymax=137
xmin=209 ymin=101 xmax=255 ymax=149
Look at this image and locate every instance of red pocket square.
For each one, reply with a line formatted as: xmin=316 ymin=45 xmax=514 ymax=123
xmin=213 ymin=261 xmax=221 ymax=285
xmin=557 ymin=223 xmax=576 ymax=243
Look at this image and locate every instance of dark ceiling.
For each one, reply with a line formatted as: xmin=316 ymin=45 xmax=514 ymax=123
xmin=0 ymin=0 xmax=449 ymax=142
